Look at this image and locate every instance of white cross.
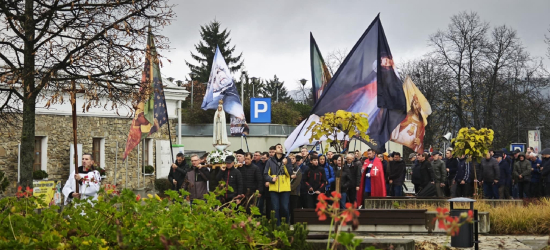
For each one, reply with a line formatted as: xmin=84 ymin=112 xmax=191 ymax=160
xmin=372 ymin=166 xmax=379 ymax=176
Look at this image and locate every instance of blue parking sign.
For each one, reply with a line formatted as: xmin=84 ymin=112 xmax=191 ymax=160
xmin=250 ymin=98 xmax=271 ymax=123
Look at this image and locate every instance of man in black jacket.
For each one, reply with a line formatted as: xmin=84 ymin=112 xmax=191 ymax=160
xmin=168 ymin=153 xmax=189 ymax=191
xmin=413 ymin=152 xmax=435 ymax=194
xmin=445 ymin=150 xmax=458 ymax=197
xmin=388 ymin=152 xmax=406 ymax=196
xmin=334 ymin=155 xmax=352 ymax=208
xmin=240 ymin=152 xmax=263 ymax=210
xmin=345 ymin=153 xmax=361 ymax=204
xmin=540 ymin=148 xmax=550 ymax=197
xmin=304 ymin=155 xmax=327 ymax=208
xmin=480 ymin=152 xmax=500 ymax=199
xmin=216 ymin=155 xmax=244 ymax=203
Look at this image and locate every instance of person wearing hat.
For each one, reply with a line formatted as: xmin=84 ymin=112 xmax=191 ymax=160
xmin=234 ymin=149 xmax=246 ymax=165
xmin=479 ymin=151 xmax=500 ymax=199
xmin=431 ymin=151 xmax=446 ymax=197
xmin=512 ymin=152 xmax=531 ymax=198
xmin=495 ymin=152 xmax=512 ymax=199
xmin=216 ymin=155 xmax=244 ymax=203
xmin=539 ymin=148 xmax=550 ymax=197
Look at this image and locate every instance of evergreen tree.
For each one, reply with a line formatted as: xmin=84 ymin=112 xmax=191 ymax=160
xmin=186 ymin=20 xmax=244 ymax=83
xmin=261 ymin=75 xmax=291 ymax=102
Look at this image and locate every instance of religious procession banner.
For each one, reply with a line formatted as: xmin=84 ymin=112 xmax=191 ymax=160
xmin=310 ymin=33 xmax=332 ymax=104
xmin=390 ymin=76 xmax=432 ymax=154
xmin=202 ymin=46 xmax=248 ymax=136
xmin=33 ymin=180 xmax=62 ymax=208
xmin=123 ymin=28 xmax=168 ymax=160
xmin=285 ymin=14 xmax=407 ymax=153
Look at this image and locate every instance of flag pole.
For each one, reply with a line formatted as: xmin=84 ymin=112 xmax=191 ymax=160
xmin=70 ymin=80 xmax=79 ymax=194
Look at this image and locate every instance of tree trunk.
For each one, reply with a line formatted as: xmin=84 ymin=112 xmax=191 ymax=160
xmin=20 ymin=0 xmax=36 ymax=187
xmin=19 ymin=95 xmax=36 ymax=187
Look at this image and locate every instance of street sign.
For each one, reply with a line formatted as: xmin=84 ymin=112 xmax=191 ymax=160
xmin=510 ymin=143 xmax=525 ymax=152
xmin=250 ymin=98 xmax=271 ymax=123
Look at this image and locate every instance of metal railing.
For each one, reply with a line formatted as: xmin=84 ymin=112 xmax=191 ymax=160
xmin=176 ymin=124 xmax=297 ymax=136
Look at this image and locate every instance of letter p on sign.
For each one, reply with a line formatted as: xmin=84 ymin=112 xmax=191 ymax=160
xmin=250 ymin=98 xmax=271 ymax=123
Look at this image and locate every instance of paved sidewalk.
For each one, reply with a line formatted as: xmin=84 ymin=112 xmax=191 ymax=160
xmin=356 ymin=235 xmax=549 ymax=250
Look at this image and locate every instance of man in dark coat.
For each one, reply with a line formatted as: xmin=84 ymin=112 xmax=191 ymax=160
xmin=333 ymin=155 xmax=352 ymax=208
xmin=513 ymin=152 xmax=531 ymax=198
xmin=454 ymin=155 xmax=470 ymax=197
xmin=168 ymin=153 xmax=189 ymax=191
xmin=444 ymin=150 xmax=458 ymax=197
xmin=345 ymin=153 xmax=362 ymax=204
xmin=431 ymin=151 xmax=447 ymax=197
xmin=495 ymin=152 xmax=512 ymax=199
xmin=388 ymin=152 xmax=406 ymax=196
xmin=183 ymin=154 xmax=211 ymax=202
xmin=479 ymin=152 xmax=500 ymax=199
xmin=240 ymin=152 xmax=263 ymax=209
xmin=216 ymin=155 xmax=244 ymax=203
xmin=539 ymin=148 xmax=550 ymax=197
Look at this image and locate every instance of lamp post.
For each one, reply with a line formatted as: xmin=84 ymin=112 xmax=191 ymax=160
xmin=250 ymin=77 xmax=258 ymax=98
xmin=273 ymin=79 xmax=282 ymax=102
xmin=299 ymin=78 xmax=308 ymax=104
xmin=188 ymin=73 xmax=197 ymax=108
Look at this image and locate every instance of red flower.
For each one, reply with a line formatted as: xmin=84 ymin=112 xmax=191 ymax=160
xmin=317 ymin=211 xmax=327 ymax=221
xmin=317 ymin=193 xmax=328 ymax=201
xmin=341 ymin=202 xmax=360 ymax=226
xmin=331 ymin=191 xmax=342 ymax=200
xmin=333 ymin=201 xmax=340 ymax=209
xmin=136 ymin=194 xmax=141 ymax=201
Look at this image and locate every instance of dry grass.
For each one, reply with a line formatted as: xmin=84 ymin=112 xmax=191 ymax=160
xmin=399 ymin=199 xmax=550 ymax=235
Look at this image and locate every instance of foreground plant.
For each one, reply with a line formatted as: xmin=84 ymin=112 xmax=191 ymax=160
xmin=315 ymin=191 xmax=362 ymax=250
xmin=0 ymin=184 xmax=297 ymax=249
xmin=433 ymin=207 xmax=474 ymax=249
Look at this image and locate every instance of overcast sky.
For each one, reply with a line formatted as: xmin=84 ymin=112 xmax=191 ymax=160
xmin=159 ymin=0 xmax=550 ymax=91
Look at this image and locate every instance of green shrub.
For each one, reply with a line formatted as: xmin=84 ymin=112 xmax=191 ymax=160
xmin=154 ymin=178 xmax=172 ymax=196
xmin=0 ymin=185 xmax=298 ymax=249
xmin=32 ymin=170 xmax=48 ymax=180
xmin=260 ymin=211 xmax=311 ymax=250
xmin=143 ymin=165 xmax=154 ymax=174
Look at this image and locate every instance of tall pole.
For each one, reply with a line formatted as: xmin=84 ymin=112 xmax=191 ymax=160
xmin=114 ymin=141 xmax=118 ymax=185
xmin=241 ymin=77 xmax=244 ymax=150
xmin=191 ymin=81 xmax=194 ymax=109
xmin=70 ymin=80 xmax=79 ymax=193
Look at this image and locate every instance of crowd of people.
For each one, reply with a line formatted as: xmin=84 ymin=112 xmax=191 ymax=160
xmin=410 ymin=146 xmax=550 ymax=200
xmin=63 ymin=144 xmax=550 ymax=225
xmin=167 ymin=143 xmax=409 ymax=224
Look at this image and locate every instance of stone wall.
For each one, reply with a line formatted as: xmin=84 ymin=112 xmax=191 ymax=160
xmin=0 ymin=114 xmax=177 ymax=193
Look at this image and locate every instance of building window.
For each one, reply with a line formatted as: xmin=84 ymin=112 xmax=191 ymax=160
xmin=33 ymin=136 xmax=48 ymax=173
xmin=92 ymin=138 xmax=105 ymax=170
xmin=34 ymin=137 xmax=42 ymax=171
xmin=144 ymin=139 xmax=154 ymax=166
xmin=93 ymin=138 xmax=101 ymax=167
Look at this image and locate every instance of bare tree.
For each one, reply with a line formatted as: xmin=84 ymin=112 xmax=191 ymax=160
xmin=429 ymin=11 xmax=489 ymax=128
xmin=0 ymin=0 xmax=174 ymax=187
xmin=325 ymin=48 xmax=348 ymax=75
xmin=482 ymin=25 xmax=524 ymax=128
